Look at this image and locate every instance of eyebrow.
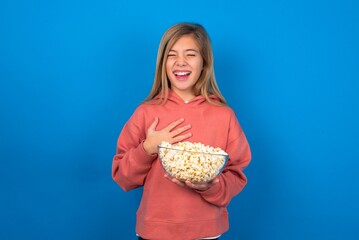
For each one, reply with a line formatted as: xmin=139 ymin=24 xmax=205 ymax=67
xmin=169 ymin=49 xmax=199 ymax=53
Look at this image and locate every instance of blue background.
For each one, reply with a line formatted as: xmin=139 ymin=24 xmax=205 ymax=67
xmin=1 ymin=0 xmax=358 ymax=239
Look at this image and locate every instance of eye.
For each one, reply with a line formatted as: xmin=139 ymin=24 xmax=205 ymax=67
xmin=186 ymin=51 xmax=197 ymax=57
xmin=167 ymin=51 xmax=176 ymax=57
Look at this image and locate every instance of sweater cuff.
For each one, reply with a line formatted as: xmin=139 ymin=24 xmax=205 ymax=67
xmin=196 ymin=180 xmax=221 ymax=196
xmin=138 ymin=141 xmax=158 ymax=161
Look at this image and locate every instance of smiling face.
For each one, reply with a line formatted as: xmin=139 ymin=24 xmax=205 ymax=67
xmin=165 ymin=35 xmax=204 ymax=101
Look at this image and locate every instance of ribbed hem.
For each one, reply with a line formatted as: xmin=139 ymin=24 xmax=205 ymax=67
xmin=136 ymin=213 xmax=228 ymax=240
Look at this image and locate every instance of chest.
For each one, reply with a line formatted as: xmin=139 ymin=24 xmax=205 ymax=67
xmin=147 ymin=106 xmax=230 ymax=149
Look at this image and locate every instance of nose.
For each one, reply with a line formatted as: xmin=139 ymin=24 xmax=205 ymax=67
xmin=175 ymin=55 xmax=187 ymax=66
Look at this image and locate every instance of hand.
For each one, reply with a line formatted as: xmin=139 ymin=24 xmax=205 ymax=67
xmin=143 ymin=117 xmax=192 ymax=154
xmin=164 ymin=174 xmax=220 ymax=191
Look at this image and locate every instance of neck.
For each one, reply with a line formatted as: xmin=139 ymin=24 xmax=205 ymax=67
xmin=172 ymin=90 xmax=195 ymax=103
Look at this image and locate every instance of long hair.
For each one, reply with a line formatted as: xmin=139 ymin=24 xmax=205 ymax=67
xmin=144 ymin=23 xmax=226 ymax=105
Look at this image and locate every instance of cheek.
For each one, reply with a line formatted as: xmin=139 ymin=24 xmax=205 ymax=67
xmin=195 ymin=60 xmax=204 ymax=73
xmin=165 ymin=60 xmax=172 ymax=73
xmin=194 ymin=57 xmax=204 ymax=69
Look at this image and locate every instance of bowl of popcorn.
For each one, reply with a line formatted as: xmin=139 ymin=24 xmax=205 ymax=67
xmin=158 ymin=141 xmax=229 ymax=183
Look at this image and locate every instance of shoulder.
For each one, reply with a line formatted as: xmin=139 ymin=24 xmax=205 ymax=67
xmin=208 ymin=103 xmax=237 ymax=117
xmin=215 ymin=104 xmax=243 ymax=130
xmin=128 ymin=101 xmax=160 ymax=123
xmin=134 ymin=101 xmax=161 ymax=114
xmin=133 ymin=101 xmax=157 ymax=113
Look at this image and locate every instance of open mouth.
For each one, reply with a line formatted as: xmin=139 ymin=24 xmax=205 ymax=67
xmin=174 ymin=71 xmax=191 ymax=77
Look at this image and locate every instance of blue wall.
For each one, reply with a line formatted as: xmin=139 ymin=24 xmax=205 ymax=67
xmin=1 ymin=0 xmax=358 ymax=239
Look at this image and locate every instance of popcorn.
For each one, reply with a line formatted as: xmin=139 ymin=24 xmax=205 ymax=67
xmin=158 ymin=141 xmax=228 ymax=183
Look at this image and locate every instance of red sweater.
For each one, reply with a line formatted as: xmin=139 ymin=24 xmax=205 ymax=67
xmin=112 ymin=90 xmax=251 ymax=240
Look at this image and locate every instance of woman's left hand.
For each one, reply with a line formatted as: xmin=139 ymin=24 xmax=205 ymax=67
xmin=164 ymin=174 xmax=219 ymax=191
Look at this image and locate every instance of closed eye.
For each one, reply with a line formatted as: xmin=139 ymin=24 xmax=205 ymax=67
xmin=186 ymin=50 xmax=198 ymax=57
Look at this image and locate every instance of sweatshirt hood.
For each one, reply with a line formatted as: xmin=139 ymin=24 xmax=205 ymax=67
xmin=153 ymin=89 xmax=221 ymax=106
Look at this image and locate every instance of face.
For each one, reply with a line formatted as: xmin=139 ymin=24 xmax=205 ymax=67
xmin=166 ymin=35 xmax=204 ymax=101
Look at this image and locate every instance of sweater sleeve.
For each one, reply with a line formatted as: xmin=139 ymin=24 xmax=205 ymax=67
xmin=198 ymin=112 xmax=251 ymax=207
xmin=112 ymin=108 xmax=158 ymax=192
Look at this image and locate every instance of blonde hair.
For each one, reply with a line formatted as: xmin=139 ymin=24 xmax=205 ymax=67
xmin=144 ymin=23 xmax=226 ymax=105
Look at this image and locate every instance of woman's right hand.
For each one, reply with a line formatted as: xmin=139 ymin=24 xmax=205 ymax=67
xmin=143 ymin=117 xmax=192 ymax=154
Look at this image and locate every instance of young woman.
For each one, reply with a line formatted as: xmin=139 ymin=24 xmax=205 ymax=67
xmin=112 ymin=22 xmax=251 ymax=240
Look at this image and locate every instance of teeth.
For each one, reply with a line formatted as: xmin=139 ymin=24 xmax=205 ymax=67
xmin=175 ymin=72 xmax=190 ymax=76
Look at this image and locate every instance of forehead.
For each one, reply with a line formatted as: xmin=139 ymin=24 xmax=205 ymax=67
xmin=170 ymin=35 xmax=200 ymax=51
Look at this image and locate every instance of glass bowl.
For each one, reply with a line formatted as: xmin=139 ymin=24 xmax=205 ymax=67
xmin=158 ymin=145 xmax=229 ymax=183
